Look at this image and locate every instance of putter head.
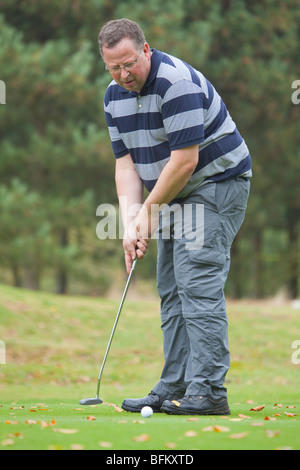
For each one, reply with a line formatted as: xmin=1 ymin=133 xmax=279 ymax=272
xmin=79 ymin=397 xmax=103 ymax=405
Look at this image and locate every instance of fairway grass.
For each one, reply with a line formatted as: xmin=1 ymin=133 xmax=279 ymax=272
xmin=0 ymin=283 xmax=299 ymax=450
xmin=0 ymin=399 xmax=299 ymax=451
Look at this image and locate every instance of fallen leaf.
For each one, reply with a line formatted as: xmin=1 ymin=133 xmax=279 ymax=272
xmin=5 ymin=420 xmax=18 ymax=425
xmin=53 ymin=428 xmax=78 ymax=434
xmin=41 ymin=421 xmax=51 ymax=428
xmin=70 ymin=444 xmax=84 ymax=450
xmin=239 ymin=414 xmax=251 ymax=419
xmin=184 ymin=430 xmax=198 ymax=437
xmin=229 ymin=432 xmax=248 ymax=439
xmin=187 ymin=417 xmax=199 ymax=422
xmin=108 ymin=403 xmax=123 ymax=412
xmin=41 ymin=420 xmax=56 ymax=428
xmin=229 ymin=418 xmax=243 ymax=422
xmin=202 ymin=426 xmax=214 ymax=432
xmin=87 ymin=416 xmax=96 ymax=420
xmin=25 ymin=419 xmax=39 ymax=424
xmin=171 ymin=400 xmax=181 ymax=407
xmin=286 ymin=405 xmax=296 ymax=409
xmin=251 ymin=422 xmax=264 ymax=427
xmin=284 ymin=412 xmax=297 ymax=417
xmin=265 ymin=429 xmax=280 ymax=438
xmin=99 ymin=441 xmax=113 ymax=448
xmin=264 ymin=416 xmax=276 ymax=421
xmin=274 ymin=446 xmax=293 ymax=450
xmin=250 ymin=404 xmax=265 ymax=411
xmin=1 ymin=439 xmax=14 ymax=447
xmin=213 ymin=425 xmax=230 ymax=433
xmin=273 ymin=404 xmax=283 ymax=408
xmin=132 ymin=434 xmax=150 ymax=442
xmin=165 ymin=442 xmax=177 ymax=449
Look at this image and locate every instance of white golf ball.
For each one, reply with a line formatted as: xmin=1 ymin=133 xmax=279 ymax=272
xmin=141 ymin=406 xmax=153 ymax=418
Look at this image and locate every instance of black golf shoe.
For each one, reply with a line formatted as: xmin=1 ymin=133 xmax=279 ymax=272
xmin=122 ymin=391 xmax=167 ymax=413
xmin=160 ymin=395 xmax=231 ymax=416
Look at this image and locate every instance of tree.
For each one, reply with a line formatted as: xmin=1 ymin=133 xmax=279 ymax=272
xmin=0 ymin=13 xmax=115 ymax=292
xmin=1 ymin=0 xmax=299 ymax=297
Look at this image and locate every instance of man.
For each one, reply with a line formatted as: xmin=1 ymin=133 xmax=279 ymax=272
xmin=98 ymin=19 xmax=251 ymax=415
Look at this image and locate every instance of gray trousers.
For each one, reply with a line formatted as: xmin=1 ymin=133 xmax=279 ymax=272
xmin=152 ymin=177 xmax=250 ymax=399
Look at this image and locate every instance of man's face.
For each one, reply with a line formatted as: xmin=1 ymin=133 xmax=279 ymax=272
xmin=102 ymin=38 xmax=152 ymax=93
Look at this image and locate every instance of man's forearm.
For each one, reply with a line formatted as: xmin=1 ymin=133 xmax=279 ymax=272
xmin=137 ymin=145 xmax=199 ymax=237
xmin=115 ymin=155 xmax=148 ymax=273
xmin=115 ymin=156 xmax=144 ymax=236
xmin=144 ymin=152 xmax=196 ymax=208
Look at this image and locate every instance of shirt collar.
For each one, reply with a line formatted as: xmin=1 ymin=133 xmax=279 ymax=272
xmin=142 ymin=48 xmax=160 ymax=90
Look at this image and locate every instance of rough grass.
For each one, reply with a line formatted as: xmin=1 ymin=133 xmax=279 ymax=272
xmin=0 ymin=283 xmax=300 ymax=450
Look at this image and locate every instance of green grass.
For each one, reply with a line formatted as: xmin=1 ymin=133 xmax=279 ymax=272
xmin=0 ymin=283 xmax=300 ymax=450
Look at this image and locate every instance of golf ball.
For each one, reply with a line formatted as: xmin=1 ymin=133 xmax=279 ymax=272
xmin=141 ymin=406 xmax=153 ymax=418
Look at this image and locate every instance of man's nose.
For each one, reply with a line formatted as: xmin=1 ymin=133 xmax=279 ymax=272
xmin=120 ymin=67 xmax=130 ymax=78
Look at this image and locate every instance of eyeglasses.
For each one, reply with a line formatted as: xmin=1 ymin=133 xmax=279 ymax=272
xmin=105 ymin=53 xmax=142 ymax=73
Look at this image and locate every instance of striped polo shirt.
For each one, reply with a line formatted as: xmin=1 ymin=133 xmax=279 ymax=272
xmin=104 ymin=49 xmax=252 ymax=199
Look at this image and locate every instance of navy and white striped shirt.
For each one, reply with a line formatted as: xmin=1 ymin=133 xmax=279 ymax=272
xmin=104 ymin=49 xmax=252 ymax=198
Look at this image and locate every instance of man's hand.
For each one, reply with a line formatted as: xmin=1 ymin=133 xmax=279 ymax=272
xmin=123 ymin=203 xmax=156 ymax=273
xmin=123 ymin=237 xmax=148 ymax=274
xmin=134 ymin=204 xmax=160 ymax=241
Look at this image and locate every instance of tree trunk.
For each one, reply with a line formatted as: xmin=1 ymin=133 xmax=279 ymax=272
xmin=56 ymin=229 xmax=68 ymax=295
xmin=287 ymin=216 xmax=299 ymax=299
xmin=12 ymin=264 xmax=22 ymax=288
xmin=253 ymin=231 xmax=264 ymax=299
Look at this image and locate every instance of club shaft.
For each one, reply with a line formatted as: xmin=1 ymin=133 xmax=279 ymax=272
xmin=96 ymin=258 xmax=137 ymax=398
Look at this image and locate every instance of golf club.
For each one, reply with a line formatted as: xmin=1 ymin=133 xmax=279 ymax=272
xmin=79 ymin=258 xmax=138 ymax=405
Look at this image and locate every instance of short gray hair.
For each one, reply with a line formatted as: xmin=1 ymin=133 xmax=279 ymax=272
xmin=98 ymin=19 xmax=146 ymax=58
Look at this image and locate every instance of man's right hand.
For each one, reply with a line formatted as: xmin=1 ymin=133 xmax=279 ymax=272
xmin=123 ymin=237 xmax=148 ymax=274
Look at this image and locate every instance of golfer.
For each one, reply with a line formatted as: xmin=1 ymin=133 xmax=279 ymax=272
xmin=99 ymin=19 xmax=251 ymax=415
